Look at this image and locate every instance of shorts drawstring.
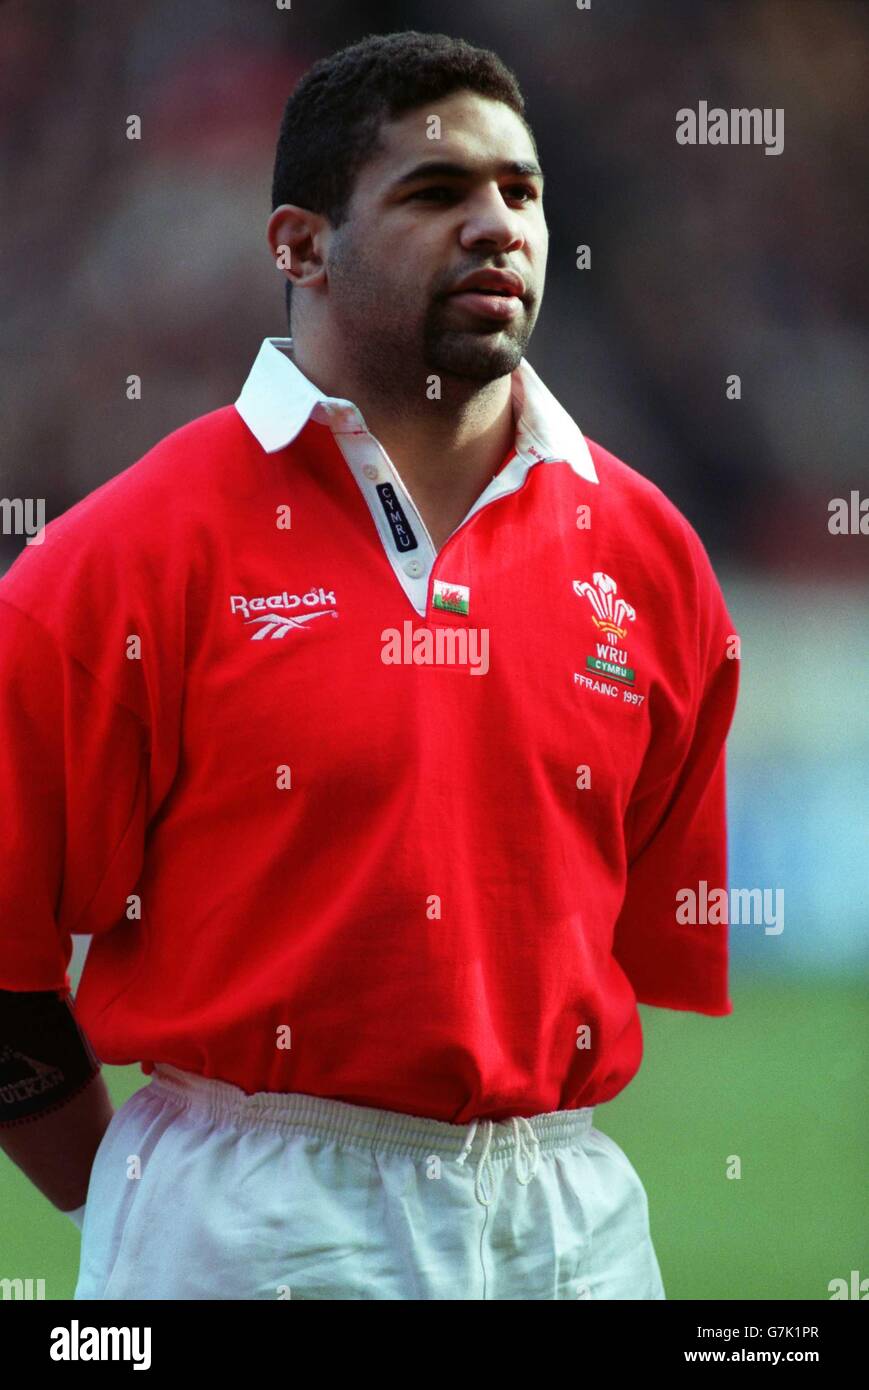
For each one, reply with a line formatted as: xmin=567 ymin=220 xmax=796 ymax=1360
xmin=456 ymin=1116 xmax=542 ymax=1207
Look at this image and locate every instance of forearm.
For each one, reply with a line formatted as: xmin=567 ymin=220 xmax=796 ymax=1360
xmin=0 ymin=1067 xmax=114 ymax=1210
xmin=0 ymin=986 xmax=114 ymax=1211
xmin=0 ymin=1069 xmax=115 ymax=1211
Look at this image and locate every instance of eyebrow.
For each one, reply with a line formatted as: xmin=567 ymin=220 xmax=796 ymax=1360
xmin=391 ymin=159 xmax=545 ymax=189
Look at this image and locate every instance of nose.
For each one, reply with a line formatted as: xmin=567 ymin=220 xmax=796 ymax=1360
xmin=458 ymin=182 xmax=526 ymax=255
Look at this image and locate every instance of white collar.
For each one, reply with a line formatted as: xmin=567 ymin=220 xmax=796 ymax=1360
xmin=235 ymin=337 xmax=598 ymax=485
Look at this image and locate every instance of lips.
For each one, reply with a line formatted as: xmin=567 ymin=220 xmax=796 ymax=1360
xmin=446 ymin=290 xmax=523 ymax=322
xmin=448 ymin=269 xmax=526 ymax=298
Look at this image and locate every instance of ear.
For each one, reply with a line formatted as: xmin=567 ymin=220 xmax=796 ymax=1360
xmin=267 ymin=205 xmax=330 ymax=291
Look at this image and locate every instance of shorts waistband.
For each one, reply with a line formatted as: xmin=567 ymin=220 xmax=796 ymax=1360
xmin=148 ymin=1064 xmax=594 ymax=1164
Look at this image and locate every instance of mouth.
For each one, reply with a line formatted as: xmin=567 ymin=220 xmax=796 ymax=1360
xmin=446 ymin=289 xmax=523 ymax=321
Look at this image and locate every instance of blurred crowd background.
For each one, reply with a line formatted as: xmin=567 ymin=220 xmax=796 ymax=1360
xmin=2 ymin=0 xmax=866 ymax=569
xmin=1 ymin=0 xmax=866 ymax=1299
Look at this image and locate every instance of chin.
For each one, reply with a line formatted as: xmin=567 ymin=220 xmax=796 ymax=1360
xmin=427 ymin=332 xmax=526 ymax=382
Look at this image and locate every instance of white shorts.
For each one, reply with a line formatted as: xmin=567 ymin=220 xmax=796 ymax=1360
xmin=74 ymin=1063 xmax=666 ymax=1301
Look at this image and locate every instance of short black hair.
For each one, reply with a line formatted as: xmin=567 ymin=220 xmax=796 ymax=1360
xmin=271 ymin=30 xmax=533 ymax=329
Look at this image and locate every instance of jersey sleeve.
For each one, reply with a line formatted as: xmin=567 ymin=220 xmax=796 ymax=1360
xmin=0 ymin=596 xmax=150 ymax=992
xmin=611 ymin=529 xmax=740 ymax=1015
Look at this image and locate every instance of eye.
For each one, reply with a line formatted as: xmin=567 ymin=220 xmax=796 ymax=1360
xmin=408 ymin=186 xmax=457 ymax=201
xmin=407 ymin=183 xmax=539 ymax=205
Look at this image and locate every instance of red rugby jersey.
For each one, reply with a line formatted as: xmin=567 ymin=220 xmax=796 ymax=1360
xmin=0 ymin=338 xmax=739 ymax=1122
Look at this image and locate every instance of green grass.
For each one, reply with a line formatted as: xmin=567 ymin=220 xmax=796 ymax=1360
xmin=601 ymin=975 xmax=868 ymax=1300
xmin=1 ymin=975 xmax=865 ymax=1299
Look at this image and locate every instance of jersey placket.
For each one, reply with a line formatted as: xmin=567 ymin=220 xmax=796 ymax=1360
xmin=326 ymin=404 xmax=436 ymax=617
xmin=326 ymin=402 xmax=548 ymax=622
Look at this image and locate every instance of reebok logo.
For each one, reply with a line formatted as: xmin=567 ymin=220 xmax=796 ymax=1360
xmin=230 ymin=588 xmax=339 ymax=639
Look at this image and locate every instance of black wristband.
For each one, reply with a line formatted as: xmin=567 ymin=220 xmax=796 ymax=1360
xmin=0 ymin=988 xmax=101 ymax=1127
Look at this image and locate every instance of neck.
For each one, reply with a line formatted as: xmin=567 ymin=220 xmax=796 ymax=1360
xmin=290 ymin=332 xmax=518 ymax=551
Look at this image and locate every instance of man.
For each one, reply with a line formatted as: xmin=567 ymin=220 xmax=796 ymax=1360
xmin=0 ymin=31 xmax=739 ymax=1300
